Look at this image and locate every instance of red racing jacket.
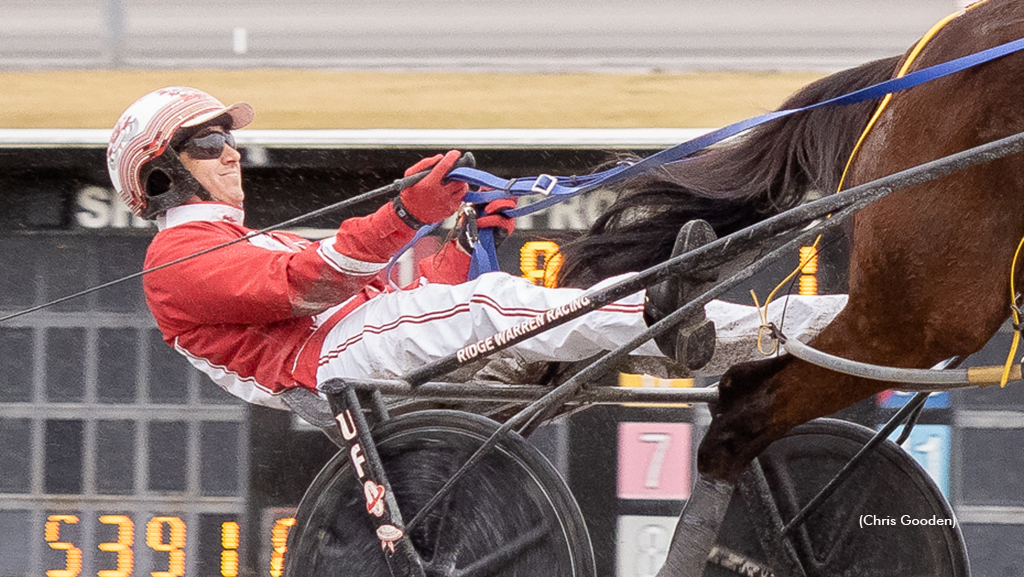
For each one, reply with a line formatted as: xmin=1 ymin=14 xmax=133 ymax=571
xmin=143 ymin=201 xmax=469 ymax=409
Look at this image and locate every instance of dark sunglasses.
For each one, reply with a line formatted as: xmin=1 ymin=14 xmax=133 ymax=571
xmin=178 ymin=130 xmax=236 ymax=159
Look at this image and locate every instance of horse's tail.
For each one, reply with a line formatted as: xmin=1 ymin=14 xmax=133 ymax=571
xmin=556 ymin=55 xmax=900 ymax=287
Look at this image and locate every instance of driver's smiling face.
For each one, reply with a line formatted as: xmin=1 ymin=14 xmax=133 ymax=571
xmin=178 ymin=126 xmax=245 ymax=209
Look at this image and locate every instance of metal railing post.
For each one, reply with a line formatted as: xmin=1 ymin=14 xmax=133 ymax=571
xmin=103 ymin=0 xmax=126 ymax=67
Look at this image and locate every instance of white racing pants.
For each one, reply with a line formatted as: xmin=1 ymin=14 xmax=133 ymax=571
xmin=314 ymin=271 xmax=848 ymax=385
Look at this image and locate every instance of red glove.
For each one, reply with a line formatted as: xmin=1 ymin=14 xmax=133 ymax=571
xmin=395 ymin=150 xmax=469 ymax=226
xmin=476 ymin=197 xmax=517 ymax=239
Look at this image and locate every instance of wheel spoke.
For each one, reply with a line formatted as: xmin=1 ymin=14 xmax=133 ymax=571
xmin=452 ymin=522 xmax=551 ymax=577
xmin=428 ymin=465 xmax=461 ymax=555
xmin=421 ymin=491 xmax=461 ymax=574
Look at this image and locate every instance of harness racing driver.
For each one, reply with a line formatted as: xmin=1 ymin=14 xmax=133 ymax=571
xmin=108 ymin=87 xmax=846 ymax=410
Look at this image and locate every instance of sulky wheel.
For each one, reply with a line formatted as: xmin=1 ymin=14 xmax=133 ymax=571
xmin=285 ymin=410 xmax=595 ymax=577
xmin=705 ymin=418 xmax=968 ymax=577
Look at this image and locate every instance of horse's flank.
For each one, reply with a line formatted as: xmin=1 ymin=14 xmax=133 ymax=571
xmin=564 ymin=0 xmax=1024 ymax=484
xmin=707 ymin=0 xmax=1024 ymax=481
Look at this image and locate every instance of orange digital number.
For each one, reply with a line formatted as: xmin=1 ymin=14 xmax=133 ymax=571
xmin=146 ymin=517 xmax=186 ymax=577
xmin=520 ymin=240 xmax=561 ymax=287
xmin=98 ymin=515 xmax=135 ymax=577
xmin=44 ymin=515 xmax=82 ymax=577
xmin=221 ymin=521 xmax=240 ymax=577
xmin=269 ymin=517 xmax=296 ymax=577
xmin=798 ymin=245 xmax=819 ymax=296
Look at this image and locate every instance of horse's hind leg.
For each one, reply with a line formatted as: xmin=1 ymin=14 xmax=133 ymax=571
xmin=697 ymin=158 xmax=1024 ymax=482
xmin=695 ymin=313 xmax=981 ymax=482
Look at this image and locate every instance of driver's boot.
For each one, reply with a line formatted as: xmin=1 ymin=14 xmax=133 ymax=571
xmin=644 ymin=220 xmax=718 ymax=371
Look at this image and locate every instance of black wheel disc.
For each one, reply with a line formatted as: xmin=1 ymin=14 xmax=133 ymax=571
xmin=286 ymin=410 xmax=595 ymax=577
xmin=706 ymin=418 xmax=969 ymax=577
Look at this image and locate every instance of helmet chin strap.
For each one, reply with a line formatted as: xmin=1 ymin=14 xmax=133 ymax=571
xmin=141 ymin=147 xmax=213 ymax=219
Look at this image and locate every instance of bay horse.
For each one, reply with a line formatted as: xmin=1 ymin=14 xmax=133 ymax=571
xmin=558 ymin=0 xmax=1024 ymax=485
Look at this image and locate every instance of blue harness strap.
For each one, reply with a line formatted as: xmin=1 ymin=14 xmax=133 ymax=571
xmin=383 ymin=210 xmax=499 ymax=286
xmin=392 ymin=35 xmax=1024 ymax=281
xmin=384 ymin=222 xmax=439 ymax=290
xmin=454 ymin=36 xmax=1024 ymax=215
xmin=467 ymin=227 xmax=499 ymax=280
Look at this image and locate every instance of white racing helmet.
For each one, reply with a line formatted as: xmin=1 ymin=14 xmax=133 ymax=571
xmin=106 ymin=87 xmax=254 ymax=219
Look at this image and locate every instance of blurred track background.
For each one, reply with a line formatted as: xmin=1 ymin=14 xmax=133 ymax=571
xmin=0 ymin=0 xmax=962 ymax=129
xmin=0 ymin=70 xmax=826 ymax=129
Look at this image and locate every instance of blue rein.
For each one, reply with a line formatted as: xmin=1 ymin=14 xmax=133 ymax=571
xmin=393 ymin=35 xmax=1024 ymax=282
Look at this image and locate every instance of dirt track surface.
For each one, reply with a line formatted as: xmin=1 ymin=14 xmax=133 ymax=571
xmin=0 ymin=70 xmax=825 ymax=129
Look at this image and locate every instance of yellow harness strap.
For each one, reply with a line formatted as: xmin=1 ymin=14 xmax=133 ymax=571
xmin=753 ymin=11 xmax=969 ymax=346
xmin=1000 ymin=238 xmax=1024 ymax=386
xmin=837 ymin=6 xmax=972 ymax=191
xmin=788 ymin=1 xmax=1023 ymax=387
